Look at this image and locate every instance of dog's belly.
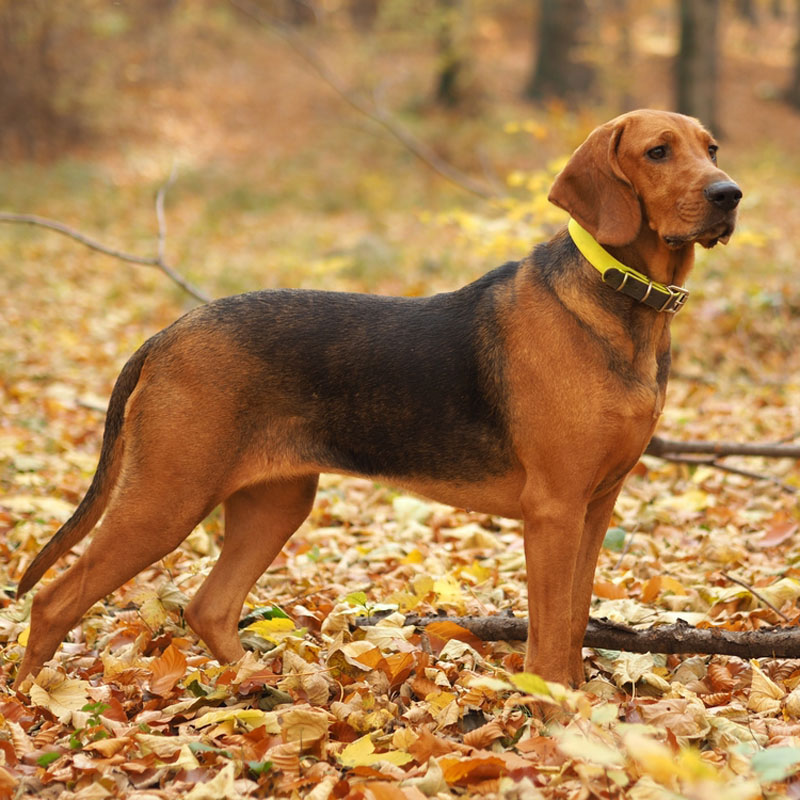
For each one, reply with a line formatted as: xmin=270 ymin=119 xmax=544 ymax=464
xmin=389 ymin=470 xmax=526 ymax=519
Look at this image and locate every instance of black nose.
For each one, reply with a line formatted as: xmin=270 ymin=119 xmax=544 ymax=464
xmin=704 ymin=180 xmax=742 ymax=211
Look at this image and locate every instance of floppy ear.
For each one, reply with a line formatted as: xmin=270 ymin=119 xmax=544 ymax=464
xmin=548 ymin=119 xmax=642 ymax=247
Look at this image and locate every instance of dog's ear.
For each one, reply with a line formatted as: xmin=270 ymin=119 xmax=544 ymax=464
xmin=548 ymin=119 xmax=642 ymax=247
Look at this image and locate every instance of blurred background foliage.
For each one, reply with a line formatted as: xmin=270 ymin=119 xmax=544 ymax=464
xmin=0 ymin=0 xmax=798 ymax=305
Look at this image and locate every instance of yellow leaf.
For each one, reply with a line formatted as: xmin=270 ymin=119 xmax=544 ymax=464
xmin=29 ymin=668 xmax=90 ymax=724
xmin=622 ymin=729 xmax=676 ymax=783
xmin=401 ymin=549 xmax=424 ymax=565
xmin=244 ymin=617 xmax=296 ymax=643
xmin=17 ymin=626 xmax=29 ymax=646
xmin=660 ymin=575 xmax=686 ymax=594
xmin=462 ymin=560 xmax=493 ymax=584
xmin=338 ymin=734 xmax=413 ymax=767
xmin=192 ymin=708 xmax=280 ymax=733
xmin=433 ymin=575 xmax=463 ymax=605
xmin=427 ymin=690 xmax=457 ymax=712
xmin=510 ymin=672 xmax=552 ymax=697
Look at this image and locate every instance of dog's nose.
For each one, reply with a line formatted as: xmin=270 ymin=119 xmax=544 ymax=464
xmin=704 ymin=180 xmax=742 ymax=211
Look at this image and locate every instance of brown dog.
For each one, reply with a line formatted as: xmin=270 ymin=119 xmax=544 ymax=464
xmin=13 ymin=110 xmax=740 ymax=689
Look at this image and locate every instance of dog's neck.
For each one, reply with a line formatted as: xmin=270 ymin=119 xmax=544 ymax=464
xmin=605 ymin=224 xmax=696 ymax=291
xmin=568 ymin=219 xmax=693 ymax=315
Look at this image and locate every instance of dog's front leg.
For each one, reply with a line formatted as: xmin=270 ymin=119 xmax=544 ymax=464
xmin=521 ymin=490 xmax=589 ymax=686
xmin=566 ymin=485 xmax=624 ymax=684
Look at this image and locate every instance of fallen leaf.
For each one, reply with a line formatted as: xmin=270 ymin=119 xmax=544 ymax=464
xmin=149 ymin=643 xmax=187 ymax=697
xmin=185 ymin=761 xmax=244 ymax=800
xmin=29 ymin=668 xmax=90 ymax=724
xmin=748 ymin=660 xmax=784 ymax=714
xmin=339 ymin=734 xmax=413 ymax=767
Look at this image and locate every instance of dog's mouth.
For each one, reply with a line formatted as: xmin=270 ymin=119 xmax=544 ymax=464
xmin=663 ymin=218 xmax=736 ymax=250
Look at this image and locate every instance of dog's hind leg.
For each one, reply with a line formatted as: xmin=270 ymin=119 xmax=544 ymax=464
xmin=183 ymin=474 xmax=319 ymax=664
xmin=14 ymin=480 xmax=216 ymax=688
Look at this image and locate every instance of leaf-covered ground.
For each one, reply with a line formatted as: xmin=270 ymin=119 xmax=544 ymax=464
xmin=3 ymin=9 xmax=800 ymax=799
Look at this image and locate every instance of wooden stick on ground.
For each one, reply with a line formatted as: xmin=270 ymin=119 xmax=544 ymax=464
xmin=354 ymin=613 xmax=800 ymax=659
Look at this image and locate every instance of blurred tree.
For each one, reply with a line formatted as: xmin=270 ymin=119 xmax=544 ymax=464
xmin=676 ymin=0 xmax=719 ymax=132
xmin=434 ymin=0 xmax=470 ymax=107
xmin=349 ymin=0 xmax=379 ymax=30
xmin=0 ymin=2 xmax=95 ymax=158
xmin=787 ymin=0 xmax=800 ymax=109
xmin=525 ymin=0 xmax=594 ymax=103
xmin=0 ymin=0 xmax=175 ymax=159
xmin=735 ymin=0 xmax=756 ymax=22
xmin=281 ymin=0 xmax=315 ymax=26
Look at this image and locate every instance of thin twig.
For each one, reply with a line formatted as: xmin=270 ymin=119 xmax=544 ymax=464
xmin=0 ymin=206 xmax=211 ymax=305
xmin=650 ymin=452 xmax=797 ymax=494
xmin=613 ymin=525 xmax=638 ymax=570
xmin=721 ymin=572 xmax=791 ymax=622
xmin=228 ymin=0 xmax=499 ymax=200
xmin=155 ymin=163 xmax=178 ymax=266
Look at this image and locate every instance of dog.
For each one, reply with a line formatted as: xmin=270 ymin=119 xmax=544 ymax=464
xmin=13 ymin=110 xmax=740 ymax=690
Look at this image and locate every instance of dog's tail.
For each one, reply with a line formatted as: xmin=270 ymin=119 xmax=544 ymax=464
xmin=16 ymin=339 xmax=154 ymax=597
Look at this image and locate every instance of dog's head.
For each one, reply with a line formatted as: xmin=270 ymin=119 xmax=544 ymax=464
xmin=549 ymin=109 xmax=741 ymax=249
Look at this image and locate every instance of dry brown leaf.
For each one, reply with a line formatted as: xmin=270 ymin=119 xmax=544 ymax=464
xmin=279 ymin=705 xmax=331 ymax=749
xmin=707 ymin=662 xmax=737 ymax=692
xmin=635 ymin=698 xmax=710 ymax=740
xmin=7 ymin=720 xmax=33 ymax=756
xmin=439 ymin=754 xmax=507 ymax=786
xmin=462 ymin=719 xmax=506 ymax=749
xmin=82 ymin=736 xmax=131 ymax=757
xmin=424 ymin=621 xmax=485 ymax=654
xmin=148 ymin=643 xmax=187 ymax=697
xmin=747 ymin=660 xmax=785 ymax=715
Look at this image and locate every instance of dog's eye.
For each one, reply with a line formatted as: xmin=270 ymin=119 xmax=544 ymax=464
xmin=708 ymin=144 xmax=718 ymax=162
xmin=646 ymin=145 xmax=668 ymax=161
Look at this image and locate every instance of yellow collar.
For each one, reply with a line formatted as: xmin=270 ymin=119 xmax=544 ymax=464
xmin=567 ymin=218 xmax=689 ymax=313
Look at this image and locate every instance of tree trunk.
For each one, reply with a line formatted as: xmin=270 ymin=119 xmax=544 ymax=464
xmin=786 ymin=0 xmax=800 ymax=109
xmin=349 ymin=0 xmax=378 ymax=31
xmin=676 ymin=0 xmax=720 ymax=132
xmin=434 ymin=0 xmax=470 ymax=108
xmin=525 ymin=0 xmax=594 ymax=103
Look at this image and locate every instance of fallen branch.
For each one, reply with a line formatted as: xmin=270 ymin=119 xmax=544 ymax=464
xmin=0 ymin=172 xmax=211 ymax=304
xmin=645 ymin=434 xmax=800 ymax=494
xmin=229 ymin=0 xmax=499 ymax=200
xmin=354 ymin=613 xmax=800 ymax=659
xmin=645 ymin=435 xmax=800 ymax=460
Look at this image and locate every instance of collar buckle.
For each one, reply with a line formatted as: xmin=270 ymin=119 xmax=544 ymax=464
xmin=661 ymin=285 xmax=690 ymax=314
